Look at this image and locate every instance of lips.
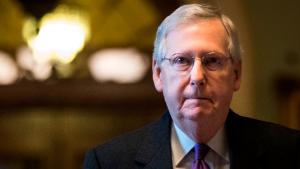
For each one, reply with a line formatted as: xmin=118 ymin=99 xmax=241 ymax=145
xmin=185 ymin=97 xmax=213 ymax=104
xmin=186 ymin=94 xmax=213 ymax=102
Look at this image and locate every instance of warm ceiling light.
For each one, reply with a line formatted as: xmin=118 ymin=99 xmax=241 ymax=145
xmin=88 ymin=48 xmax=150 ymax=84
xmin=16 ymin=46 xmax=52 ymax=81
xmin=23 ymin=5 xmax=90 ymax=64
xmin=0 ymin=51 xmax=18 ymax=85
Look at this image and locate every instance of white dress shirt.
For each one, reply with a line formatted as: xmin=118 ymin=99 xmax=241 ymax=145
xmin=171 ymin=123 xmax=230 ymax=169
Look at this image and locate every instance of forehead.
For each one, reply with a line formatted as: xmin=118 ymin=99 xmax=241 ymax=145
xmin=165 ymin=18 xmax=228 ymax=55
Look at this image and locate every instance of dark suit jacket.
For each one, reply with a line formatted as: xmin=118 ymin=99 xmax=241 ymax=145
xmin=83 ymin=110 xmax=300 ymax=169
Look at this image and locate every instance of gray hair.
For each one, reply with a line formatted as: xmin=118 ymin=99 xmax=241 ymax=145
xmin=153 ymin=3 xmax=241 ymax=64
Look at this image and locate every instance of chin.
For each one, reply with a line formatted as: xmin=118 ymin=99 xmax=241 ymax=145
xmin=181 ymin=108 xmax=213 ymax=120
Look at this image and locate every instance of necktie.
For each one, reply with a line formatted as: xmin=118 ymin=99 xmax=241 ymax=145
xmin=192 ymin=143 xmax=210 ymax=169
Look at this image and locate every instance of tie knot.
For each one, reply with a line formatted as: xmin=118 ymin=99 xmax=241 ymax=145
xmin=194 ymin=143 xmax=210 ymax=160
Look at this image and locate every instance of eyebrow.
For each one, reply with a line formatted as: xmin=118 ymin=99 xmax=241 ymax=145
xmin=170 ymin=51 xmax=193 ymax=57
xmin=170 ymin=51 xmax=226 ymax=57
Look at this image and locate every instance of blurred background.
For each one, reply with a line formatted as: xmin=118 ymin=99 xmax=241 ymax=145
xmin=0 ymin=0 xmax=299 ymax=168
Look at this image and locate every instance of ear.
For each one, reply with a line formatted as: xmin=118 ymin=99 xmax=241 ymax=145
xmin=233 ymin=61 xmax=242 ymax=91
xmin=152 ymin=59 xmax=163 ymax=92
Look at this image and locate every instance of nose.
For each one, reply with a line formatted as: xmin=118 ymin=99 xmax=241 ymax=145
xmin=190 ymin=58 xmax=206 ymax=86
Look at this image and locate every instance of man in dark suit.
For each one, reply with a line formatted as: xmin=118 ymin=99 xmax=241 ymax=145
xmin=83 ymin=3 xmax=300 ymax=169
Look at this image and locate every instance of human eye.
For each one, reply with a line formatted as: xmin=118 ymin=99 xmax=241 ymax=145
xmin=172 ymin=55 xmax=192 ymax=66
xmin=206 ymin=55 xmax=222 ymax=64
xmin=203 ymin=53 xmax=224 ymax=70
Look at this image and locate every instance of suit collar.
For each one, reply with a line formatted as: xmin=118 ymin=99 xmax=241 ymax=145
xmin=134 ymin=112 xmax=173 ymax=169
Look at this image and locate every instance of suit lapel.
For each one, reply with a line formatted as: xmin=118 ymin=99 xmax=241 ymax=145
xmin=226 ymin=110 xmax=267 ymax=169
xmin=134 ymin=112 xmax=173 ymax=169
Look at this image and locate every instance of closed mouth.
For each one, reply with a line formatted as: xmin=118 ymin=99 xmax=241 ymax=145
xmin=187 ymin=97 xmax=213 ymax=103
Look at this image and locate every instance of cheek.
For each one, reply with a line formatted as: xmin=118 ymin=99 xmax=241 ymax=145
xmin=210 ymin=72 xmax=237 ymax=98
xmin=161 ymin=72 xmax=187 ymax=103
xmin=162 ymin=76 xmax=182 ymax=98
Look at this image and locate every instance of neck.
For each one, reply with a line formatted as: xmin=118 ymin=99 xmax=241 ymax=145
xmin=175 ymin=116 xmax=225 ymax=143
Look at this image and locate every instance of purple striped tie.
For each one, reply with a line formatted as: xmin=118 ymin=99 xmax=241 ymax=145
xmin=192 ymin=144 xmax=210 ymax=169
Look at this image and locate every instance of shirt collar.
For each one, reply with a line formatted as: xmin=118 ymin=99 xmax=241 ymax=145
xmin=207 ymin=125 xmax=229 ymax=161
xmin=171 ymin=123 xmax=195 ymax=167
xmin=171 ymin=122 xmax=229 ymax=167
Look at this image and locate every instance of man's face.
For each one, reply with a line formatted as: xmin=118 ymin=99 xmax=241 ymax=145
xmin=153 ymin=18 xmax=241 ymax=138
